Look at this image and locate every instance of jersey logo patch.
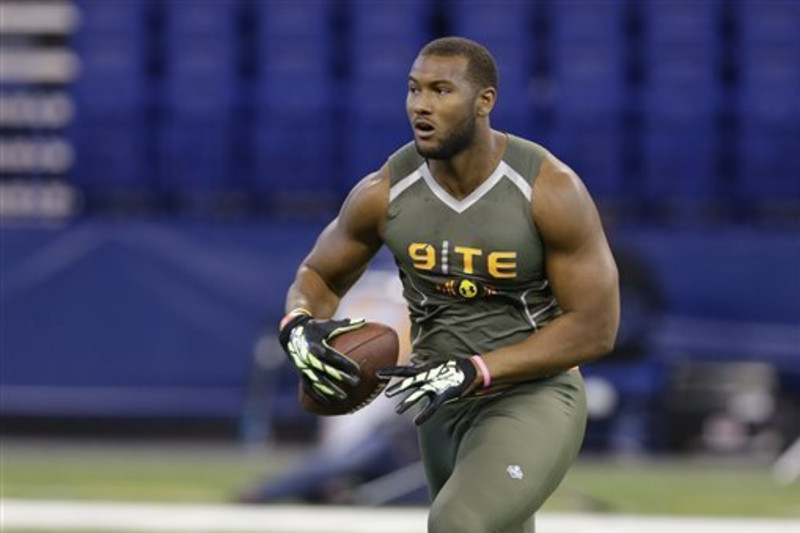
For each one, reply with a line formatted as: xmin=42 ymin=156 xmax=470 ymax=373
xmin=436 ymin=278 xmax=497 ymax=300
xmin=458 ymin=279 xmax=478 ymax=298
xmin=506 ymin=464 xmax=524 ymax=480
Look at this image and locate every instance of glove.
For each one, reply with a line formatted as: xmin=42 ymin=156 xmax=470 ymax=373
xmin=377 ymin=358 xmax=477 ymax=425
xmin=279 ymin=312 xmax=366 ymax=404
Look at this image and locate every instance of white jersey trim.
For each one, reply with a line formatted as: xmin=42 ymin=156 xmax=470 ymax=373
xmin=389 ymin=169 xmax=424 ymax=203
xmin=391 ymin=160 xmax=532 ymax=211
xmin=412 ymin=160 xmax=531 ymax=213
xmin=502 ymin=161 xmax=533 ymax=201
xmin=421 ymin=161 xmax=504 ymax=213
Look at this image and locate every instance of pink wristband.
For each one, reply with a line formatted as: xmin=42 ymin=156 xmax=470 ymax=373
xmin=471 ymin=355 xmax=491 ymax=388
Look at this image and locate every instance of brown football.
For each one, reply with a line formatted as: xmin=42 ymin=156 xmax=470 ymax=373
xmin=299 ymin=321 xmax=399 ymax=416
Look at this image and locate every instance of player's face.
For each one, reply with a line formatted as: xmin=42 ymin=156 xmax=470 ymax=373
xmin=407 ymin=54 xmax=479 ymax=160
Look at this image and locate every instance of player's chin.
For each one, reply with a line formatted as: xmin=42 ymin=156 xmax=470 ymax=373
xmin=414 ymin=138 xmax=442 ymax=159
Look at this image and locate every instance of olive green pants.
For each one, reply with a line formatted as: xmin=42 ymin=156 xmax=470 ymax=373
xmin=419 ymin=369 xmax=587 ymax=533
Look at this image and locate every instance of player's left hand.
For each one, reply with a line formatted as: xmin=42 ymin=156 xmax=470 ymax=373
xmin=377 ymin=358 xmax=477 ymax=425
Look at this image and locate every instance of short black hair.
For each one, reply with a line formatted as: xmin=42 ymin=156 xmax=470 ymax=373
xmin=419 ymin=36 xmax=499 ymax=90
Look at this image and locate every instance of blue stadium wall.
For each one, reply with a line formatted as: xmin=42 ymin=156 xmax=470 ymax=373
xmin=3 ymin=222 xmax=798 ymax=421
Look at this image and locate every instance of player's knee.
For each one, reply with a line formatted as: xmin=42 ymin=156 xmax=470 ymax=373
xmin=428 ymin=499 xmax=487 ymax=533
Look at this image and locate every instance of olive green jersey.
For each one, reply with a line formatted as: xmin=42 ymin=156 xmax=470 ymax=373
xmin=382 ymin=134 xmax=562 ymax=362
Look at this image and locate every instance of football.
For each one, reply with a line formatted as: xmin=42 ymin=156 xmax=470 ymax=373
xmin=299 ymin=321 xmax=399 ymax=416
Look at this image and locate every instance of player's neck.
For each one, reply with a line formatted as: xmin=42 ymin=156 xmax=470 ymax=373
xmin=428 ymin=129 xmax=506 ymax=201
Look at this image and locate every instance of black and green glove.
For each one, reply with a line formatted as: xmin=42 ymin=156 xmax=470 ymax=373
xmin=378 ymin=358 xmax=477 ymax=425
xmin=279 ymin=313 xmax=365 ymax=403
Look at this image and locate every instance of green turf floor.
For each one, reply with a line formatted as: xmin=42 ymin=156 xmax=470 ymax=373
xmin=2 ymin=439 xmax=799 ymax=518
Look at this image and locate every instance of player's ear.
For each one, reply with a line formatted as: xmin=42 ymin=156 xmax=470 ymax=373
xmin=475 ymin=87 xmax=496 ymax=117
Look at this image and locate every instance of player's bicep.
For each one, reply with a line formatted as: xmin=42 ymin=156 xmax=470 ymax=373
xmin=303 ymin=170 xmax=388 ymax=297
xmin=546 ymin=228 xmax=618 ymax=320
xmin=303 ymin=219 xmax=374 ymax=296
xmin=533 ymin=158 xmax=619 ymax=328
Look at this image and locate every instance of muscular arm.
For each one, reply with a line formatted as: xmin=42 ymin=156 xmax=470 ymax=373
xmin=285 ymin=167 xmax=390 ymax=319
xmin=480 ymin=155 xmax=620 ymax=384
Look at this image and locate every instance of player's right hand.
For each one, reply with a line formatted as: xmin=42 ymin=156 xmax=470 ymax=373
xmin=278 ymin=311 xmax=365 ymax=403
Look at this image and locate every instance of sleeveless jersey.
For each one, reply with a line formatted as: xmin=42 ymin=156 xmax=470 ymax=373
xmin=382 ymin=133 xmax=563 ymax=363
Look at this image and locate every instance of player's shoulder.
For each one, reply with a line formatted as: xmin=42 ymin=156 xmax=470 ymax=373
xmin=346 ymin=139 xmax=418 ymax=209
xmin=503 ymin=133 xmax=552 ymax=185
xmin=386 ymin=141 xmax=425 ymax=185
xmin=500 ymin=132 xmax=582 ymax=194
xmin=530 ymin=146 xmax=600 ymax=238
xmin=534 ymin=150 xmax=586 ymax=198
xmin=337 ymin=166 xmax=391 ymax=236
xmin=348 ymin=165 xmax=391 ymax=206
xmin=506 ymin=133 xmax=550 ymax=156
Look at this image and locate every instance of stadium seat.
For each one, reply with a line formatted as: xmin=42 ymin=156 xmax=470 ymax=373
xmin=76 ymin=0 xmax=145 ymax=34
xmin=552 ymin=43 xmax=625 ymax=123
xmin=739 ymin=49 xmax=800 ymax=125
xmin=163 ymin=2 xmax=237 ymax=118
xmin=258 ymin=0 xmax=331 ymax=37
xmin=550 ymin=0 xmax=625 ymax=122
xmin=253 ymin=117 xmax=337 ymax=194
xmin=641 ymin=125 xmax=718 ymax=203
xmin=644 ymin=54 xmax=719 ymax=123
xmin=448 ymin=0 xmax=534 ymax=76
xmin=253 ymin=69 xmax=336 ymax=200
xmin=164 ymin=1 xmax=237 ymax=38
xmin=642 ymin=0 xmax=721 ymax=120
xmin=257 ymin=0 xmax=333 ymax=80
xmin=350 ymin=38 xmax=426 ymax=82
xmin=158 ymin=120 xmax=233 ymax=193
xmin=640 ymin=75 xmax=720 ymax=209
xmin=735 ymin=1 xmax=800 ymax=205
xmin=737 ymin=0 xmax=800 ymax=49
xmin=348 ymin=1 xmax=431 ymax=80
xmin=449 ymin=0 xmax=533 ymax=35
xmin=259 ymin=36 xmax=331 ymax=80
xmin=551 ymin=0 xmax=625 ymax=43
xmin=344 ymin=115 xmax=411 ymax=189
xmin=343 ymin=75 xmax=409 ymax=184
xmin=73 ymin=40 xmax=146 ymax=118
xmin=165 ymin=63 xmax=237 ymax=119
xmin=349 ymin=0 xmax=430 ymax=38
xmin=739 ymin=126 xmax=800 ymax=202
xmin=643 ymin=0 xmax=722 ymax=42
xmin=71 ymin=1 xmax=146 ymax=118
xmin=737 ymin=53 xmax=800 ymax=202
xmin=638 ymin=0 xmax=724 ymax=211
xmin=69 ymin=119 xmax=147 ymax=192
xmin=550 ymin=124 xmax=624 ymax=201
xmin=737 ymin=0 xmax=800 ymax=123
xmin=251 ymin=0 xmax=338 ymax=204
xmin=348 ymin=77 xmax=407 ymax=118
xmin=256 ymin=75 xmax=333 ymax=119
xmin=736 ymin=63 xmax=800 ymax=205
xmin=490 ymin=82 xmax=535 ymax=139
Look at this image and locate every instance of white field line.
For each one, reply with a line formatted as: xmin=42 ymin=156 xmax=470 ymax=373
xmin=2 ymin=499 xmax=799 ymax=533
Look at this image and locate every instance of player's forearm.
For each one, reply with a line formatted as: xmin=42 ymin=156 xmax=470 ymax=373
xmin=480 ymin=309 xmax=618 ymax=386
xmin=285 ymin=264 xmax=342 ymax=319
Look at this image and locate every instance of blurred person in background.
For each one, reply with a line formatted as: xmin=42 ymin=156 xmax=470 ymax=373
xmin=277 ymin=37 xmax=619 ymax=532
xmin=582 ymin=243 xmax=665 ymax=454
xmin=235 ymin=392 xmax=421 ymax=504
xmin=235 ymin=272 xmax=423 ymax=505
